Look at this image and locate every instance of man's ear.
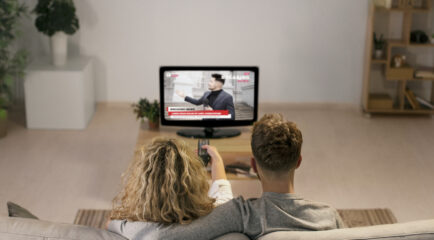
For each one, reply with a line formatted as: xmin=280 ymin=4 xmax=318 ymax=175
xmin=251 ymin=157 xmax=258 ymax=173
xmin=296 ymin=155 xmax=302 ymax=169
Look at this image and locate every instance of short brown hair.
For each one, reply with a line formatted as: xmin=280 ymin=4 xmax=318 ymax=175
xmin=251 ymin=114 xmax=303 ymax=172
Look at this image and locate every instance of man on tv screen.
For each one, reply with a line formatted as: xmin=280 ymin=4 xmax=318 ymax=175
xmin=176 ymin=74 xmax=235 ymax=120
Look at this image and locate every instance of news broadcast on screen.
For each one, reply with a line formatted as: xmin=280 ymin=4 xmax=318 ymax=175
xmin=162 ymin=69 xmax=256 ymax=121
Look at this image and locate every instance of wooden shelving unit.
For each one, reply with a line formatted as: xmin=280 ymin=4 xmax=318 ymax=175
xmin=362 ymin=0 xmax=434 ymax=115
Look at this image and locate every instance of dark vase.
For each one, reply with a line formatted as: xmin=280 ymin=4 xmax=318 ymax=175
xmin=140 ymin=119 xmax=159 ymax=131
xmin=148 ymin=120 xmax=160 ymax=131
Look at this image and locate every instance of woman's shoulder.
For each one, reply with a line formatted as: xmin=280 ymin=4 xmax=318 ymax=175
xmin=108 ymin=219 xmax=162 ymax=239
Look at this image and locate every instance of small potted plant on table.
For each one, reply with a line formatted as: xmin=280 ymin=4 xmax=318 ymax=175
xmin=373 ymin=33 xmax=386 ymax=59
xmin=133 ymin=98 xmax=160 ymax=130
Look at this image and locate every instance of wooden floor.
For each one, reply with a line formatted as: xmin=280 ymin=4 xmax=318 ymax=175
xmin=0 ymin=103 xmax=433 ymax=224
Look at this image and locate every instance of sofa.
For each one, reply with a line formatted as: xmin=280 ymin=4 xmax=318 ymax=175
xmin=1 ymin=216 xmax=434 ymax=240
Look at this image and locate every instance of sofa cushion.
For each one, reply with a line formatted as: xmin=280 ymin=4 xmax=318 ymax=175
xmin=0 ymin=216 xmax=247 ymax=240
xmin=259 ymin=219 xmax=434 ymax=240
xmin=0 ymin=216 xmax=125 ymax=240
xmin=7 ymin=202 xmax=38 ymax=220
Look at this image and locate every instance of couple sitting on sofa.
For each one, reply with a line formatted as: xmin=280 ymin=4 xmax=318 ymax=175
xmin=107 ymin=113 xmax=345 ymax=239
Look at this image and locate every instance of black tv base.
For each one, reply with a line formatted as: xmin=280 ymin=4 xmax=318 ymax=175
xmin=176 ymin=127 xmax=241 ymax=139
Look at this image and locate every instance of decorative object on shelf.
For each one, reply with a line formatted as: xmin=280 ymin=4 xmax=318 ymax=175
xmin=374 ymin=0 xmax=393 ymax=8
xmin=414 ymin=70 xmax=434 ymax=79
xmin=33 ymin=0 xmax=80 ymax=66
xmin=132 ymin=98 xmax=160 ymax=130
xmin=373 ymin=33 xmax=386 ymax=59
xmin=410 ymin=30 xmax=429 ymax=44
xmin=392 ymin=55 xmax=406 ymax=68
xmin=0 ymin=0 xmax=28 ymax=138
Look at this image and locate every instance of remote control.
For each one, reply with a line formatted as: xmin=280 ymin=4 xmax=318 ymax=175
xmin=198 ymin=139 xmax=211 ymax=166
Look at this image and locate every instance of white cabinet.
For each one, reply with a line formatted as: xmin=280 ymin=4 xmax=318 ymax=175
xmin=24 ymin=57 xmax=95 ymax=129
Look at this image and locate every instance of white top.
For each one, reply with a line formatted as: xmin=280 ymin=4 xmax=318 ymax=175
xmin=208 ymin=179 xmax=233 ymax=206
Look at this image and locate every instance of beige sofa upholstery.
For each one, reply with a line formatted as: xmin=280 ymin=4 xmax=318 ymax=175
xmin=1 ymin=216 xmax=434 ymax=240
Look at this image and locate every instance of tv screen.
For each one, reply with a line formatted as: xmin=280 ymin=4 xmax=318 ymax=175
xmin=160 ymin=66 xmax=258 ymax=129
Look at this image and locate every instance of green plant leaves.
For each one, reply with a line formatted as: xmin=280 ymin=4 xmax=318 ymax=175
xmin=0 ymin=96 xmax=6 ymax=109
xmin=0 ymin=0 xmax=26 ymax=44
xmin=373 ymin=32 xmax=385 ymax=49
xmin=0 ymin=0 xmax=28 ymax=108
xmin=34 ymin=0 xmax=80 ymax=36
xmin=3 ymin=74 xmax=13 ymax=89
xmin=0 ymin=108 xmax=7 ymax=119
xmin=132 ymin=98 xmax=160 ymax=122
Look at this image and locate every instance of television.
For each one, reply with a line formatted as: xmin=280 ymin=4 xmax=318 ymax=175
xmin=160 ymin=66 xmax=259 ymax=138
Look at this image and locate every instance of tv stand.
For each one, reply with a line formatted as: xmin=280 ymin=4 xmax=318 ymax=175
xmin=176 ymin=127 xmax=241 ymax=139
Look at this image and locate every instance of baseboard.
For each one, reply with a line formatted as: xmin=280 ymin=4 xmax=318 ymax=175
xmin=259 ymin=102 xmax=360 ymax=111
xmin=96 ymin=102 xmax=132 ymax=108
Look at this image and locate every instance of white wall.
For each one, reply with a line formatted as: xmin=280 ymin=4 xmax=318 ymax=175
xmin=19 ymin=0 xmax=369 ymax=104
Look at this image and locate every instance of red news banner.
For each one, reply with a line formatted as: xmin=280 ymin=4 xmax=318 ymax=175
xmin=167 ymin=107 xmax=231 ymax=119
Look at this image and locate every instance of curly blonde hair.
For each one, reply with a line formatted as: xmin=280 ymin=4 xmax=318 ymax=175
xmin=110 ymin=137 xmax=215 ymax=224
xmin=251 ymin=113 xmax=303 ymax=172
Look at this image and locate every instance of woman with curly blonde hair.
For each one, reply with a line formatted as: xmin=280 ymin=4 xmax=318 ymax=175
xmin=107 ymin=137 xmax=232 ymax=239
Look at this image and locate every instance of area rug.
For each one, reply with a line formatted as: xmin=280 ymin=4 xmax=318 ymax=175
xmin=74 ymin=208 xmax=397 ymax=229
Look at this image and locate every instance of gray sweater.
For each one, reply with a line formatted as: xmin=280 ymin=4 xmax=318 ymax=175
xmin=108 ymin=192 xmax=345 ymax=240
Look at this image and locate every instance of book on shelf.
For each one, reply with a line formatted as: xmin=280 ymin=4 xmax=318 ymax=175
xmin=414 ymin=70 xmax=434 ymax=80
xmin=404 ymin=88 xmax=420 ymax=109
xmin=415 ymin=96 xmax=434 ymax=109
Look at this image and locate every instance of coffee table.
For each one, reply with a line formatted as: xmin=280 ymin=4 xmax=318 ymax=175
xmin=135 ymin=124 xmax=257 ymax=180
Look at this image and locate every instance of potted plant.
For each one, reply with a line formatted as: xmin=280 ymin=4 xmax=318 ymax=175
xmin=373 ymin=33 xmax=386 ymax=59
xmin=132 ymin=98 xmax=160 ymax=130
xmin=0 ymin=0 xmax=28 ymax=138
xmin=33 ymin=0 xmax=79 ymax=66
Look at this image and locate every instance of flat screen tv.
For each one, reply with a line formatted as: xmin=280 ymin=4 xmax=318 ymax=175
xmin=160 ymin=66 xmax=259 ymax=138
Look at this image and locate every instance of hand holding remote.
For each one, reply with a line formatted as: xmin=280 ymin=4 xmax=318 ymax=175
xmin=201 ymin=145 xmax=222 ymax=163
xmin=198 ymin=139 xmax=211 ymax=166
xmin=201 ymin=144 xmax=227 ymax=181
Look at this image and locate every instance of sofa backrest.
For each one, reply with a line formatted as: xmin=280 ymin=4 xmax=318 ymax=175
xmin=259 ymin=219 xmax=434 ymax=240
xmin=1 ymin=216 xmax=434 ymax=240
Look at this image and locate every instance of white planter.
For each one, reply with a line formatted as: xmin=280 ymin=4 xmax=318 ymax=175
xmin=50 ymin=32 xmax=68 ymax=66
xmin=374 ymin=49 xmax=383 ymax=59
xmin=431 ymin=38 xmax=434 ymax=44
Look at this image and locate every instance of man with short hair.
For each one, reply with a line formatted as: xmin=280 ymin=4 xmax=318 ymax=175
xmin=109 ymin=114 xmax=345 ymax=239
xmin=250 ymin=113 xmax=304 ymax=194
xmin=176 ymin=73 xmax=235 ymax=120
